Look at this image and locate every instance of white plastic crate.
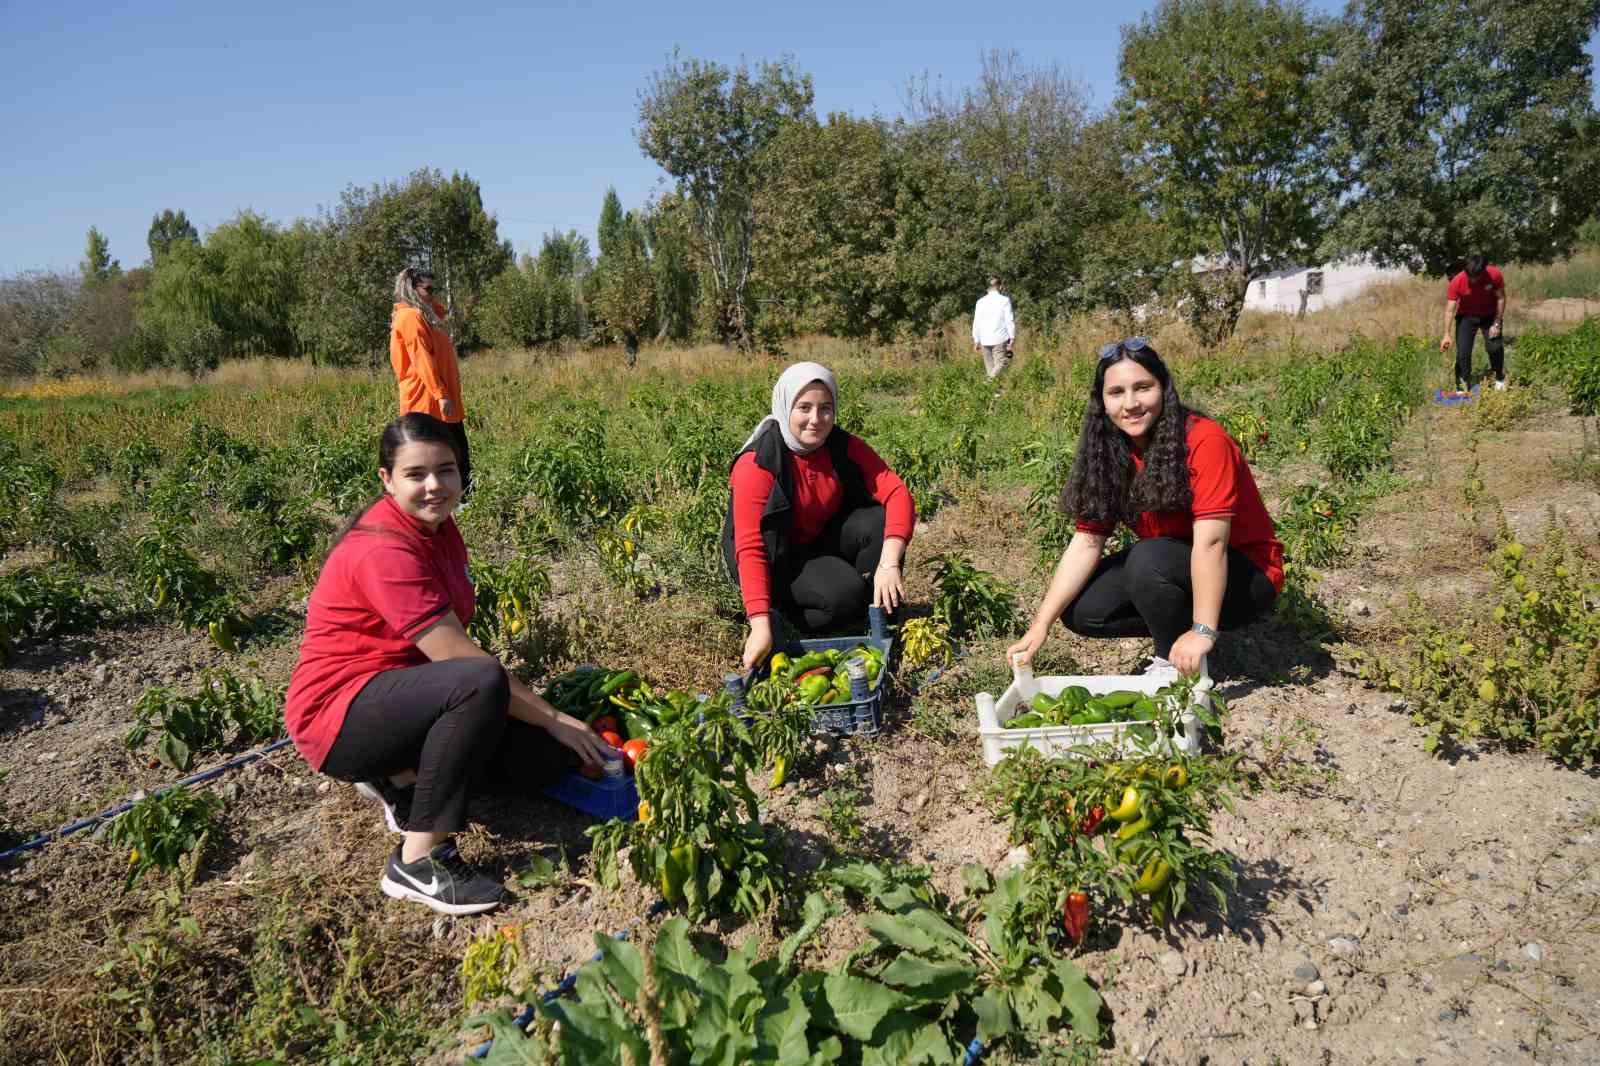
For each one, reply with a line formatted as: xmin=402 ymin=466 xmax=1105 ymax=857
xmin=974 ymin=657 xmax=1210 ymax=767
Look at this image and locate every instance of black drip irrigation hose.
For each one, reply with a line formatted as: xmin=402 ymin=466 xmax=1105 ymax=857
xmin=0 ymin=737 xmax=293 ymax=866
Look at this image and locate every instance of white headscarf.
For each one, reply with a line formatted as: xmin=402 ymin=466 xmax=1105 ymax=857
xmin=740 ymin=361 xmax=839 ymax=455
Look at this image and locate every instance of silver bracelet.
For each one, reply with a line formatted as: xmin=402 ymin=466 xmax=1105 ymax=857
xmin=1191 ymin=622 xmax=1218 ymax=640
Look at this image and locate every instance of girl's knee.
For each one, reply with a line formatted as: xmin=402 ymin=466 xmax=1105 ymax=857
xmin=459 ymin=658 xmax=510 ymax=718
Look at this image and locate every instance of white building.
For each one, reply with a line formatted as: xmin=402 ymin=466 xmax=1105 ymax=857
xmin=1242 ymin=256 xmax=1413 ymax=315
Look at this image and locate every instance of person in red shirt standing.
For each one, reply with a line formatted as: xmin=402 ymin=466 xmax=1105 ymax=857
xmin=723 ymin=362 xmax=916 ymax=671
xmin=286 ymin=413 xmax=610 ymax=915
xmin=1007 ymin=338 xmax=1284 ymax=680
xmin=1440 ymin=254 xmax=1508 ymax=392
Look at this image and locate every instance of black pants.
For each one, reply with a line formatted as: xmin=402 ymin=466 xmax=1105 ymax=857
xmin=321 ymin=657 xmax=575 ymax=832
xmin=1454 ymin=314 xmax=1505 ymax=386
xmin=1061 ymin=538 xmax=1277 ymax=659
xmin=446 ymin=420 xmax=472 ymax=498
xmin=777 ymin=505 xmax=887 ymax=631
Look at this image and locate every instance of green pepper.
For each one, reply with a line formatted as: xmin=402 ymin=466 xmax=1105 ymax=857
xmin=798 ymin=674 xmax=832 ymax=703
xmin=1004 ymin=712 xmax=1045 ymax=729
xmin=716 ymin=839 xmax=740 ymax=868
xmin=1131 ymin=696 xmax=1157 ymax=721
xmin=1099 ymin=690 xmax=1141 ymax=710
xmin=1132 ymin=857 xmax=1173 ymax=895
xmin=1031 ymin=693 xmax=1058 ymax=715
xmin=788 ymin=652 xmax=830 ymax=674
xmin=1129 ymin=724 xmax=1156 ymax=745
xmin=621 ymin=710 xmax=657 ymax=740
xmin=1061 ymin=685 xmax=1092 ymax=709
xmin=599 ymin=670 xmax=637 ymax=697
xmin=661 ymin=842 xmax=697 ymax=905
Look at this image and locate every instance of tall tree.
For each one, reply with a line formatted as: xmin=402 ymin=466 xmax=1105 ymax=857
xmin=1117 ymin=0 xmax=1338 ymax=339
xmin=596 ymin=187 xmax=628 ymax=264
xmin=1320 ymin=0 xmax=1600 ymax=276
xmin=637 ymin=52 xmax=814 ymax=346
xmin=596 ymin=213 xmax=656 ymax=363
xmin=81 ymin=227 xmax=120 ymax=283
xmin=146 ymin=209 xmax=200 ymax=266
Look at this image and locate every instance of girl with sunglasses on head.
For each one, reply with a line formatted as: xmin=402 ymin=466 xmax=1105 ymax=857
xmin=1007 ymin=338 xmax=1283 ymax=679
xmin=391 ymin=267 xmax=471 ymax=496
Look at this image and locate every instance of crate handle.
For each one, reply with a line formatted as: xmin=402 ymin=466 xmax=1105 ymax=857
xmin=1010 ymin=653 xmax=1038 ymax=699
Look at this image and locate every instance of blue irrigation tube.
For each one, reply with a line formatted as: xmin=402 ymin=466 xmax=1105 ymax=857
xmin=0 ymin=737 xmax=293 ymax=866
xmin=467 ymin=899 xmax=671 ymax=1060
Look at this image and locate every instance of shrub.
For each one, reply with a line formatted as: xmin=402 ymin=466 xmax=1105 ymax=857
xmin=1359 ymin=518 xmax=1600 ymax=763
xmin=126 ymin=668 xmax=285 ymax=771
xmin=0 ymin=566 xmax=107 ymax=653
xmin=106 ymin=786 xmax=224 ymax=887
xmin=930 ymin=552 xmax=1018 ymax=639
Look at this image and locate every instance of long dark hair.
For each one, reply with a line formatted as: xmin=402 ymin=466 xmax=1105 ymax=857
xmin=326 ymin=413 xmax=462 ymax=556
xmin=1060 ymin=344 xmax=1196 ymax=527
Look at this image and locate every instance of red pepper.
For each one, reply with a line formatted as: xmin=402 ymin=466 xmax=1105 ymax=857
xmin=795 ymin=666 xmax=832 ymax=683
xmin=1079 ymin=804 xmax=1105 ymax=835
xmin=1063 ymin=891 xmax=1090 ymax=944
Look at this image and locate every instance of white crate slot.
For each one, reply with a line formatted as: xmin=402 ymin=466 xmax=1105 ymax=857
xmin=974 ymin=656 xmax=1209 ymax=767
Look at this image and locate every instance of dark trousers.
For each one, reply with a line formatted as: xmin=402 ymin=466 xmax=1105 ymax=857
xmin=446 ymin=420 xmax=472 ymax=497
xmin=778 ymin=505 xmax=887 ymax=631
xmin=321 ymin=657 xmax=575 ymax=832
xmin=1061 ymin=538 xmax=1277 ymax=659
xmin=1454 ymin=314 xmax=1505 ymax=386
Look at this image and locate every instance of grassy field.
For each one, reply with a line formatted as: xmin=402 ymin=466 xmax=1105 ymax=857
xmin=1 ymin=281 xmax=1598 ymax=1064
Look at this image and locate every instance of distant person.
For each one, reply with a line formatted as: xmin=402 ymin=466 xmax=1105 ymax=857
xmin=1440 ymin=255 xmax=1507 ymax=392
xmin=724 ymin=362 xmax=915 ymax=671
xmin=971 ymin=277 xmax=1016 ymax=382
xmin=390 ymin=268 xmax=471 ymax=493
xmin=285 ymin=414 xmax=612 ymax=915
xmin=1007 ymin=338 xmax=1283 ymax=680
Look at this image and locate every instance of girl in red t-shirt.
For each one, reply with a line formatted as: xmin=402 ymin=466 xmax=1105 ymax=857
xmin=286 ymin=414 xmax=610 ymax=915
xmin=1008 ymin=339 xmax=1284 ymax=679
xmin=724 ymin=362 xmax=916 ymax=670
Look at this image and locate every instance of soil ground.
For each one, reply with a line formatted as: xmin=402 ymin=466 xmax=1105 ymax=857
xmin=2 ymin=374 xmax=1597 ymax=1066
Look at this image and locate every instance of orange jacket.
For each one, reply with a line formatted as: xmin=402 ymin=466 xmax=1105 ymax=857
xmin=389 ymin=302 xmax=463 ymax=423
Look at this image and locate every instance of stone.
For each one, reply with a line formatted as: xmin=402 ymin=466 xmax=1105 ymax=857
xmin=92 ymin=664 xmax=110 ymax=685
xmin=1348 ymin=599 xmax=1373 ymax=617
xmin=1302 ymin=1018 xmax=1320 ymax=1031
xmin=1439 ymin=1010 xmax=1458 ymax=1022
xmin=1293 ymin=999 xmax=1317 ymax=1025
xmin=315 ymin=780 xmax=331 ymax=795
xmin=912 ymin=791 xmax=931 ymax=811
xmin=1293 ymin=960 xmax=1321 ymax=983
xmin=1522 ymin=942 xmax=1544 ymax=963
xmin=1327 ymin=936 xmax=1361 ymax=956
xmin=1306 ymin=980 xmax=1326 ymax=997
xmin=1158 ymin=950 xmax=1185 ymax=978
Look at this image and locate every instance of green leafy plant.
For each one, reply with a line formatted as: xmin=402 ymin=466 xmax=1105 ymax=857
xmin=130 ymin=529 xmax=239 ymax=631
xmin=106 ymin=786 xmax=223 ymax=888
xmin=467 ymin=555 xmax=553 ymax=647
xmin=462 ymin=927 xmax=524 ymax=1008
xmin=1358 ymin=518 xmax=1600 ymax=763
xmin=126 ymin=668 xmax=285 ymax=771
xmin=1275 ymin=483 xmax=1359 ymax=568
xmin=930 ymin=552 xmax=1018 ymax=640
xmin=0 ymin=565 xmax=107 ymax=656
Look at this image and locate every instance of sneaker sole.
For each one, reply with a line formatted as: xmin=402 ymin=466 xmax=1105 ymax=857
xmin=380 ymin=874 xmax=502 ymax=915
xmin=354 ymin=782 xmax=404 ymax=835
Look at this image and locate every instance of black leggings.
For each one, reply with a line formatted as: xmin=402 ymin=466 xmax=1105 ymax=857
xmin=321 ymin=657 xmax=575 ymax=832
xmin=1454 ymin=314 xmax=1505 ymax=386
xmin=1061 ymin=538 xmax=1277 ymax=659
xmin=777 ymin=505 xmax=887 ymax=631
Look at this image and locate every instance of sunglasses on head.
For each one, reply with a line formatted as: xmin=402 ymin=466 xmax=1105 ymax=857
xmin=1098 ymin=336 xmax=1151 ymax=361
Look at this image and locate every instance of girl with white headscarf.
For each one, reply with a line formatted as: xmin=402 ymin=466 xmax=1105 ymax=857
xmin=722 ymin=362 xmax=916 ymax=670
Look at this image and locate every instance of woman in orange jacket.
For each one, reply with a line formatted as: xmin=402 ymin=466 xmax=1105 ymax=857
xmin=390 ymin=267 xmax=470 ymax=493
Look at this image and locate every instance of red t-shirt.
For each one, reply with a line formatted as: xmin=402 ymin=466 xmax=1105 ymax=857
xmin=285 ymin=494 xmax=475 ymax=770
xmin=1446 ymin=266 xmax=1505 ymax=318
xmin=730 ymin=435 xmax=915 ymax=617
xmin=1076 ymin=415 xmax=1285 ymax=593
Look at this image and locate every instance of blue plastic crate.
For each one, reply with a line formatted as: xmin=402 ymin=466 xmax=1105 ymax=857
xmin=542 ymin=771 xmax=640 ymax=821
xmin=745 ymin=606 xmax=893 ymax=737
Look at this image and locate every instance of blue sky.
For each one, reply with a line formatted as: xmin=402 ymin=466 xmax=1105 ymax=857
xmin=3 ymin=1 xmax=1594 ymax=275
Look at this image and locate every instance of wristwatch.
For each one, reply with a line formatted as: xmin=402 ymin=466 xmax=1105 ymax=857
xmin=1190 ymin=622 xmax=1218 ymax=640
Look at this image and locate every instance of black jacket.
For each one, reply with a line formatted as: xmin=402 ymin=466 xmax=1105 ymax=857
xmin=721 ymin=421 xmax=874 ymax=583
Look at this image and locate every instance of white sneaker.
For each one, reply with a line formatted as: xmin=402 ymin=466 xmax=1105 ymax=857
xmin=1141 ymin=656 xmax=1181 ymax=684
xmin=1494 ymin=380 xmax=1507 ymax=391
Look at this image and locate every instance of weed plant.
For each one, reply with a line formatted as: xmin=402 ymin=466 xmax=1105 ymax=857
xmin=105 ymin=786 xmax=222 ymax=887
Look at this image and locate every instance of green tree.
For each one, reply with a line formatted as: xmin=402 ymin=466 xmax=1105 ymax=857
xmin=479 ymin=255 xmax=552 ymax=349
xmin=1117 ymin=0 xmax=1338 ymax=339
xmin=642 ymin=194 xmax=699 ymax=342
xmin=637 ymin=52 xmax=814 ymax=346
xmin=146 ymin=209 xmax=200 ymax=266
xmin=295 ymin=169 xmax=511 ymax=365
xmin=596 ymin=213 xmax=656 ymax=361
xmin=81 ymin=227 xmax=120 ymax=284
xmin=596 ymin=187 xmax=628 ymax=264
xmin=1320 ymin=0 xmax=1600 ymax=276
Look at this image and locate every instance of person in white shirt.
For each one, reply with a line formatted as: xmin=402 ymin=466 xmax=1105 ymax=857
xmin=971 ymin=278 xmax=1016 ymax=381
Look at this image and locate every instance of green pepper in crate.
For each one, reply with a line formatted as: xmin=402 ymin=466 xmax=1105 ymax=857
xmin=1099 ymin=690 xmax=1142 ymax=710
xmin=1060 ymin=685 xmax=1092 ymax=710
xmin=797 ymin=673 xmax=832 ymax=704
xmin=1004 ymin=711 xmax=1045 ymax=729
xmin=1031 ymin=693 xmax=1059 ymax=715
